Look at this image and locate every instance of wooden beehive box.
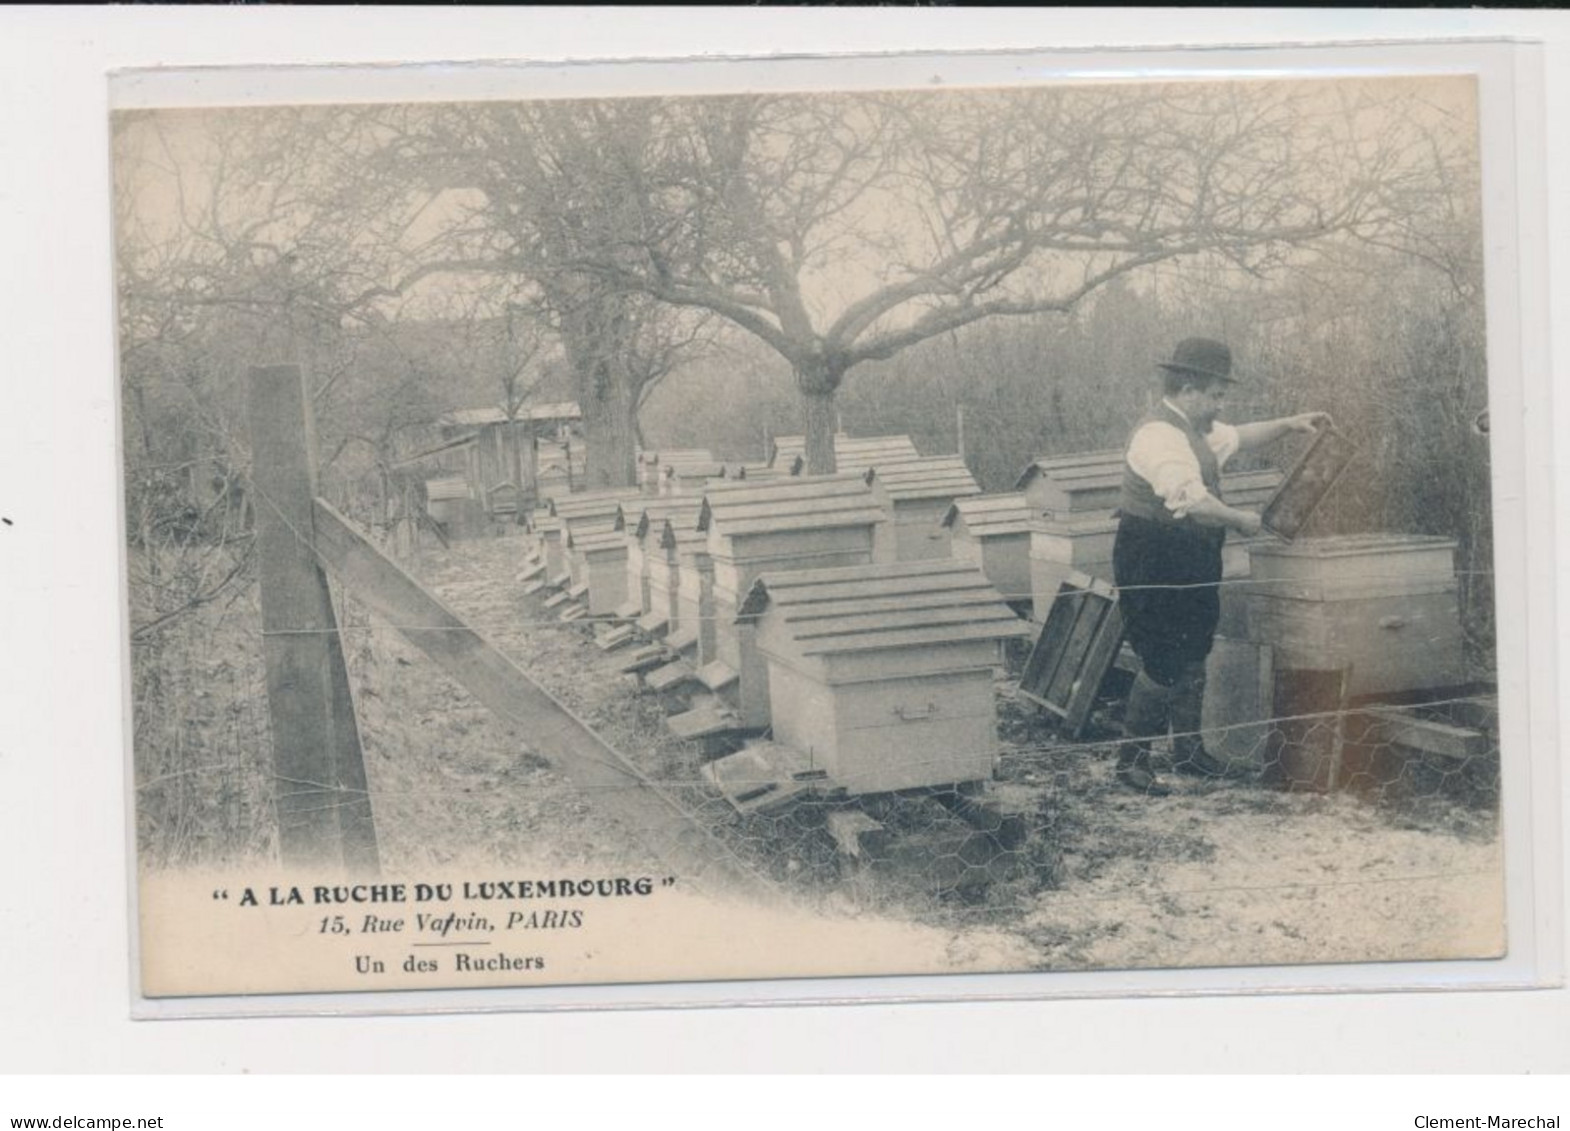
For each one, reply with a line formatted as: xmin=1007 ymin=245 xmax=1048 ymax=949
xmin=663 ymin=460 xmax=731 ymax=496
xmin=865 ymin=455 xmax=982 ymax=561
xmin=618 ymin=498 xmax=703 ymax=619
xmin=663 ymin=519 xmax=714 ymax=658
xmin=739 ymin=560 xmax=1032 ymax=795
xmin=1015 ymin=450 xmax=1125 ymax=514
xmin=1028 ymin=512 xmax=1120 ymax=622
xmin=942 ymin=493 xmax=1036 ymax=609
xmin=1241 ymin=534 xmax=1465 ymax=697
xmin=699 ymin=473 xmax=889 ymax=726
xmin=563 ymin=526 xmax=631 ymax=616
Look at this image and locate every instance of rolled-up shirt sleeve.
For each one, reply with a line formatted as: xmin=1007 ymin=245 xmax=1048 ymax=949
xmin=1127 ymin=421 xmax=1239 ymax=519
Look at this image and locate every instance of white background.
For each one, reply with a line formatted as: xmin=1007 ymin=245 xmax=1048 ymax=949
xmin=1 ymin=5 xmax=1567 ymax=1096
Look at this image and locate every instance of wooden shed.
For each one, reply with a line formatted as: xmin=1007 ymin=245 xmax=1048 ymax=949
xmin=769 ymin=433 xmax=921 ymax=472
xmin=942 ymin=493 xmax=1037 ymax=609
xmin=698 ymin=473 xmax=890 ymax=726
xmin=865 ymin=455 xmax=982 ymax=561
xmin=1238 ymin=534 xmax=1466 ymax=698
xmin=737 ymin=560 xmax=1032 ymax=795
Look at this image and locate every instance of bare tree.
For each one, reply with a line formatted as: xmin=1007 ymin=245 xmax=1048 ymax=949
xmin=438 ymin=82 xmax=1437 ymax=471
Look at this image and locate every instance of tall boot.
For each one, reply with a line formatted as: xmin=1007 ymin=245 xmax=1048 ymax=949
xmin=1116 ymin=670 xmax=1171 ymax=796
xmin=1169 ymin=659 xmax=1227 ymax=777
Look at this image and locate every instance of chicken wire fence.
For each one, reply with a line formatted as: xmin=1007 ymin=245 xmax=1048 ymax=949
xmin=129 ymin=512 xmax=1500 ymax=924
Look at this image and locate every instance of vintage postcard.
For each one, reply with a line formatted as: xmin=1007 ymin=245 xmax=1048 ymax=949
xmin=115 ymin=51 xmax=1522 ymax=1005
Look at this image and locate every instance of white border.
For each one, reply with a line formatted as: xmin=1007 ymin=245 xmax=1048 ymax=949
xmin=2 ymin=6 xmax=1566 ymax=1072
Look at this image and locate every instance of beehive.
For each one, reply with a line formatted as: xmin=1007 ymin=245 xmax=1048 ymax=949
xmin=638 ymin=449 xmax=713 ymax=494
xmin=534 ymin=513 xmax=566 ymax=577
xmin=1028 ymin=512 xmax=1120 ymax=621
xmin=738 ymin=560 xmax=1031 ymax=795
xmin=617 ymin=497 xmax=704 ymax=618
xmin=942 ymin=493 xmax=1036 ymax=608
xmin=769 ymin=433 xmax=921 ymax=472
xmin=1015 ymin=450 xmax=1124 ymax=514
xmin=1239 ymin=534 xmax=1465 ymax=697
xmin=551 ymin=489 xmax=641 ymax=587
xmin=699 ymin=473 xmax=890 ymax=725
xmin=865 ymin=455 xmax=982 ymax=561
xmin=662 ymin=461 xmax=731 ymax=496
xmin=563 ymin=526 xmax=631 ymax=616
xmin=665 ymin=520 xmax=714 ymax=658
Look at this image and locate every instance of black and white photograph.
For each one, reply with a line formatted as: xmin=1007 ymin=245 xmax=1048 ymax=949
xmin=113 ymin=60 xmax=1512 ymax=1000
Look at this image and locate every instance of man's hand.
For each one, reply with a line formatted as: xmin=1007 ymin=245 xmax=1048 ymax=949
xmin=1233 ymin=510 xmax=1264 ymax=537
xmin=1286 ymin=411 xmax=1332 ymax=434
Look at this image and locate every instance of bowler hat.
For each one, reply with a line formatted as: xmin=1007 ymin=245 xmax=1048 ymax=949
xmin=1158 ymin=338 xmax=1235 ymax=384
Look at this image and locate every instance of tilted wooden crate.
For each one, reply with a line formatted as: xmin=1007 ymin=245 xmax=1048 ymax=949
xmin=740 ymin=560 xmax=1031 ymax=795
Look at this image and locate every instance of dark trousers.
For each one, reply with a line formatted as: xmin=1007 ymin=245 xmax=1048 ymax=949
xmin=1113 ymin=514 xmax=1224 ymax=753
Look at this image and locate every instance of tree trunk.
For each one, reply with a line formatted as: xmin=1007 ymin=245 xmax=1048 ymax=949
xmin=796 ymin=360 xmax=842 ymax=475
xmin=554 ymin=284 xmax=641 ymax=490
xmin=581 ymin=362 xmax=639 ymax=489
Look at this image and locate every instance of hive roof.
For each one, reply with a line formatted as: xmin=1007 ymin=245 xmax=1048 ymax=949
xmin=739 ymin=559 xmax=1030 ymax=655
xmin=698 ymin=473 xmax=886 ymax=539
xmin=941 ymin=492 xmax=1037 ymax=536
xmin=868 ymin=455 xmax=982 ymax=503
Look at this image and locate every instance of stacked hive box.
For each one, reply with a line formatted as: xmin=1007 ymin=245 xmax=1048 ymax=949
xmin=1018 ymin=451 xmax=1124 ymax=622
xmin=941 ymin=493 xmax=1037 ymax=609
xmin=698 ymin=474 xmax=890 ymax=726
xmin=865 ymin=455 xmax=983 ymax=561
xmin=617 ymin=497 xmax=704 ymax=625
xmin=552 ymin=489 xmax=643 ymax=592
xmin=1239 ymin=534 xmax=1466 ymax=699
xmin=738 ymin=560 xmax=1031 ymax=794
xmin=562 ymin=526 xmax=632 ymax=616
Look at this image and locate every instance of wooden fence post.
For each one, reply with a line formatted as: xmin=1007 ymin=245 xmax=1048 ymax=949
xmin=247 ymin=364 xmax=380 ymax=873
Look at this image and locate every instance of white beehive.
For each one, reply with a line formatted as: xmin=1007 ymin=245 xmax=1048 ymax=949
xmin=739 ymin=560 xmax=1031 ymax=794
xmin=698 ymin=474 xmax=889 ymax=725
xmin=942 ymin=492 xmax=1036 ymax=608
xmin=865 ymin=455 xmax=982 ymax=561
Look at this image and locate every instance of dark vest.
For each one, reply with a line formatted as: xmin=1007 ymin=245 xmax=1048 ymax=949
xmin=1119 ymin=401 xmax=1223 ymax=527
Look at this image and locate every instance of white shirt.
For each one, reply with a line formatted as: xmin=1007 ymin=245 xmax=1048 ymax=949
xmin=1126 ymin=399 xmax=1240 ymax=519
